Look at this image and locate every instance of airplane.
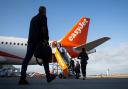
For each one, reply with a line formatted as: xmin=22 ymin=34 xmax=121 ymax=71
xmin=0 ymin=17 xmax=110 ymax=66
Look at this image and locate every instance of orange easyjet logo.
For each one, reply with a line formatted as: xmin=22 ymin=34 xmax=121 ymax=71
xmin=68 ymin=18 xmax=88 ymax=41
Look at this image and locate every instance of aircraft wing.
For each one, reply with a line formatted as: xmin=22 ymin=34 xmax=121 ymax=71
xmin=74 ymin=37 xmax=110 ymax=51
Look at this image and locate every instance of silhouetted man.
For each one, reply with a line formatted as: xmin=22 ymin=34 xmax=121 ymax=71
xmin=19 ymin=6 xmax=53 ymax=84
xmin=78 ymin=48 xmax=89 ymax=80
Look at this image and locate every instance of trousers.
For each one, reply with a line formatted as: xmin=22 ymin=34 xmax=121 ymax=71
xmin=20 ymin=44 xmax=51 ymax=80
xmin=81 ymin=63 xmax=87 ymax=77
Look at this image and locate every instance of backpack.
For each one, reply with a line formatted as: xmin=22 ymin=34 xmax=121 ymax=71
xmin=34 ymin=41 xmax=52 ymax=65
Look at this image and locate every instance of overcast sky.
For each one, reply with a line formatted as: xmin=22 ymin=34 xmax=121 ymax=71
xmin=0 ymin=0 xmax=128 ymax=75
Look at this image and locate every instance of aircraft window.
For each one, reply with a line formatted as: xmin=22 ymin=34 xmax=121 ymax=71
xmin=13 ymin=43 xmax=16 ymax=45
xmin=5 ymin=42 xmax=8 ymax=44
xmin=10 ymin=42 xmax=12 ymax=45
xmin=17 ymin=43 xmax=19 ymax=45
xmin=1 ymin=42 xmax=4 ymax=44
xmin=21 ymin=43 xmax=23 ymax=46
xmin=25 ymin=44 xmax=27 ymax=46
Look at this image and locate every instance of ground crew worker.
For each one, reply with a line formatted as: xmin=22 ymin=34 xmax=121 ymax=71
xmin=19 ymin=6 xmax=54 ymax=84
xmin=78 ymin=48 xmax=89 ymax=80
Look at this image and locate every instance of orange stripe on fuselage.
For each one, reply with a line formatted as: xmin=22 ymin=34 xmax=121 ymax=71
xmin=0 ymin=51 xmax=23 ymax=60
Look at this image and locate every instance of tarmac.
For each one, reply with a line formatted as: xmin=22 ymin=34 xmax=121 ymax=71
xmin=0 ymin=77 xmax=128 ymax=89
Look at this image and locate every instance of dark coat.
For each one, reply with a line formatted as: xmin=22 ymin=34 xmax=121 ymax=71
xmin=78 ymin=52 xmax=89 ymax=64
xmin=28 ymin=14 xmax=49 ymax=45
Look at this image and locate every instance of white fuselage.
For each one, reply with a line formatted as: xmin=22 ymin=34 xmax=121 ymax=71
xmin=0 ymin=36 xmax=46 ymax=65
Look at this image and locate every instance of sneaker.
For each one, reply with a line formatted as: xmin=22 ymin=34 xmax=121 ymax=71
xmin=47 ymin=74 xmax=56 ymax=83
xmin=83 ymin=77 xmax=86 ymax=80
xmin=19 ymin=79 xmax=29 ymax=85
xmin=47 ymin=78 xmax=53 ymax=83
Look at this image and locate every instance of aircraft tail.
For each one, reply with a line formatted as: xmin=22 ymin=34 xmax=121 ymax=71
xmin=61 ymin=17 xmax=90 ymax=47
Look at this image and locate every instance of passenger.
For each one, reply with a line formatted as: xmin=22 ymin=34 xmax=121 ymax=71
xmin=78 ymin=48 xmax=89 ymax=80
xmin=58 ymin=43 xmax=65 ymax=55
xmin=19 ymin=6 xmax=54 ymax=85
xmin=69 ymin=59 xmax=75 ymax=73
xmin=58 ymin=43 xmax=69 ymax=64
xmin=75 ymin=61 xmax=80 ymax=79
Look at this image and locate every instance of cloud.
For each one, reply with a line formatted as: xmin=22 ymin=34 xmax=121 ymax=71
xmin=87 ymin=43 xmax=128 ymax=75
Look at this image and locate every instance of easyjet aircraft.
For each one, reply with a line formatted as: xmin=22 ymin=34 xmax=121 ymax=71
xmin=0 ymin=17 xmax=110 ymax=65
